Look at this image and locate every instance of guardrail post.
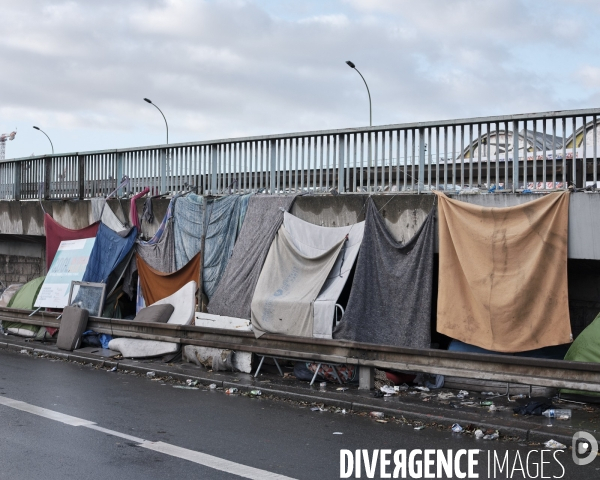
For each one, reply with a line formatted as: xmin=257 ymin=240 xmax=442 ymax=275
xmin=269 ymin=139 xmax=276 ymax=194
xmin=211 ymin=145 xmax=218 ymax=194
xmin=160 ymin=148 xmax=167 ymax=194
xmin=13 ymin=162 xmax=21 ymax=201
xmin=418 ymin=128 xmax=425 ymax=193
xmin=44 ymin=156 xmax=52 ymax=200
xmin=78 ymin=155 xmax=85 ymax=199
xmin=338 ymin=134 xmax=345 ymax=192
xmin=359 ymin=366 xmax=374 ymax=390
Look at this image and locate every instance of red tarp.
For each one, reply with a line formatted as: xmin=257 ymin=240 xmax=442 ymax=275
xmin=44 ymin=214 xmax=100 ymax=271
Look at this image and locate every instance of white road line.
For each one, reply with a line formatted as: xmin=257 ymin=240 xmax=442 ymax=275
xmin=85 ymin=424 xmax=145 ymax=444
xmin=141 ymin=441 xmax=296 ymax=480
xmin=0 ymin=396 xmax=95 ymax=426
xmin=0 ymin=395 xmax=297 ymax=480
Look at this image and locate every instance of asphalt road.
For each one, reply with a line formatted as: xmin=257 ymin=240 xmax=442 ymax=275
xmin=0 ymin=348 xmax=598 ymax=480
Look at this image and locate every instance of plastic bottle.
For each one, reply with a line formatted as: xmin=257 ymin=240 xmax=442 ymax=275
xmin=542 ymin=409 xmax=572 ymax=419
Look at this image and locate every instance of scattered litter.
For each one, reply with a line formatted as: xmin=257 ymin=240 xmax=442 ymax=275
xmin=208 ymin=384 xmax=217 ymax=390
xmin=451 ymin=423 xmax=464 ymax=433
xmin=396 ymin=384 xmax=410 ymax=392
xmin=146 ymin=371 xmax=156 ymax=378
xmin=249 ymin=390 xmax=262 ymax=397
xmin=109 ymin=366 xmax=117 ymax=372
xmin=370 ymin=411 xmax=385 ymax=419
xmin=333 ymin=432 xmax=343 ymax=435
xmin=19 ymin=349 xmax=28 ymax=354
xmin=373 ymin=390 xmax=385 ymax=398
xmin=483 ymin=433 xmax=499 ymax=441
xmin=474 ymin=429 xmax=484 ymax=439
xmin=482 ymin=391 xmax=500 ymax=396
xmin=173 ymin=386 xmax=198 ymax=390
xmin=380 ymin=385 xmax=396 ymax=395
xmin=438 ymin=392 xmax=455 ymax=400
xmin=449 ymin=402 xmax=460 ymax=409
xmin=457 ymin=390 xmax=469 ymax=399
xmin=225 ymin=388 xmax=238 ymax=395
xmin=510 ymin=394 xmax=526 ymax=401
xmin=376 ymin=420 xmax=388 ymax=424
xmin=310 ymin=407 xmax=320 ymax=411
xmin=544 ymin=440 xmax=566 ymax=449
xmin=488 ymin=405 xmax=498 ymax=412
xmin=414 ymin=426 xmax=426 ymax=431
xmin=480 ymin=401 xmax=494 ymax=407
xmin=414 ymin=386 xmax=430 ymax=392
xmin=542 ymin=409 xmax=572 ymax=420
xmin=408 ymin=391 xmax=418 ymax=395
xmin=319 ymin=382 xmax=327 ymax=391
xmin=186 ymin=379 xmax=199 ymax=386
xmin=336 ymin=387 xmax=349 ymax=392
xmin=341 ymin=409 xmax=348 ymax=414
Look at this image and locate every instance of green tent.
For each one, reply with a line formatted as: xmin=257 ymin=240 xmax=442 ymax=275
xmin=3 ymin=276 xmax=46 ymax=337
xmin=561 ymin=312 xmax=600 ymax=396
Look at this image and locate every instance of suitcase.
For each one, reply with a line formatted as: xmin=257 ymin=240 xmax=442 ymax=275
xmin=57 ymin=305 xmax=89 ymax=351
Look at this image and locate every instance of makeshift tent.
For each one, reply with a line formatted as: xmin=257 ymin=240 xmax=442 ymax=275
xmin=173 ymin=194 xmax=251 ymax=297
xmin=3 ymin=276 xmax=46 ymax=337
xmin=334 ymin=198 xmax=435 ymax=349
xmin=101 ymin=202 xmax=130 ymax=235
xmin=44 ymin=214 xmax=99 ymax=271
xmin=203 ymin=194 xmax=252 ymax=299
xmin=82 ymin=223 xmax=137 ymax=284
xmin=137 ymin=252 xmax=200 ymax=306
xmin=561 ymin=313 xmax=600 ymax=396
xmin=208 ymin=195 xmax=296 ymax=319
xmin=0 ymin=284 xmax=23 ymax=307
xmin=435 ymin=191 xmax=571 ymax=352
xmin=130 ymin=187 xmax=150 ymax=231
xmin=251 ymin=220 xmax=347 ymax=338
xmin=108 ymin=281 xmax=196 ymax=358
xmin=173 ymin=193 xmax=204 ymax=270
xmin=278 ymin=212 xmax=365 ymax=339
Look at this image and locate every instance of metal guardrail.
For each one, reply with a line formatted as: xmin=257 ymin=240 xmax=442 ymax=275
xmin=3 ymin=307 xmax=600 ymax=393
xmin=1 ymin=108 xmax=599 ymax=200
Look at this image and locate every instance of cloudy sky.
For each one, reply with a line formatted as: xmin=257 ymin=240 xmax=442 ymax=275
xmin=1 ymin=0 xmax=599 ymax=159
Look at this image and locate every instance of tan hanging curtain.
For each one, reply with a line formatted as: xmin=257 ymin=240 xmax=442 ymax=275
xmin=435 ymin=191 xmax=571 ymax=353
xmin=137 ymin=252 xmax=200 ymax=306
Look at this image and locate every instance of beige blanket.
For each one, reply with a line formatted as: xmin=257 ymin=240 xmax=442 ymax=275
xmin=435 ymin=191 xmax=571 ymax=352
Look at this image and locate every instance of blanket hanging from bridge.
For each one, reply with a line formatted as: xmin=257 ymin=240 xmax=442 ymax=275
xmin=202 ymin=194 xmax=252 ymax=299
xmin=129 ymin=187 xmax=150 ymax=231
xmin=333 ymin=198 xmax=435 ymax=349
xmin=101 ymin=201 xmax=130 ymax=235
xmin=435 ymin=190 xmax=571 ymax=352
xmin=82 ymin=223 xmax=137 ymax=284
xmin=173 ymin=194 xmax=251 ymax=299
xmin=208 ymin=195 xmax=296 ymax=319
xmin=136 ymin=252 xmax=200 ymax=306
xmin=278 ymin=212 xmax=365 ymax=339
xmin=44 ymin=213 xmax=99 ymax=271
xmin=251 ymin=219 xmax=348 ymax=339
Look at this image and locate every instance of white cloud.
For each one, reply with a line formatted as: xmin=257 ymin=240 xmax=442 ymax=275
xmin=0 ymin=0 xmax=598 ymax=159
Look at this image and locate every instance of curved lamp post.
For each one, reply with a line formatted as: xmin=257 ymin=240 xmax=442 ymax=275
xmin=33 ymin=126 xmax=54 ymax=154
xmin=346 ymin=61 xmax=372 ymax=127
xmin=143 ymin=98 xmax=169 ymax=144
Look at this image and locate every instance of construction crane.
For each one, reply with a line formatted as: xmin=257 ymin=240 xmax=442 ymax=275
xmin=0 ymin=130 xmax=17 ymax=160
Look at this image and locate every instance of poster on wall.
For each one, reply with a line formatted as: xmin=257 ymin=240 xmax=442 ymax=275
xmin=34 ymin=237 xmax=96 ymax=309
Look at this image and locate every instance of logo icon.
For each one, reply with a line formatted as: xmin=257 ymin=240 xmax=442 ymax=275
xmin=572 ymin=431 xmax=598 ymax=466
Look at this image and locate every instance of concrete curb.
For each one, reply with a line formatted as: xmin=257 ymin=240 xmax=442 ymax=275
xmin=1 ymin=340 xmax=590 ymax=445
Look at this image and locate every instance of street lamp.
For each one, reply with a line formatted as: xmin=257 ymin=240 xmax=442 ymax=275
xmin=33 ymin=126 xmax=54 ymax=154
xmin=143 ymin=98 xmax=169 ymax=144
xmin=346 ymin=60 xmax=372 ymax=127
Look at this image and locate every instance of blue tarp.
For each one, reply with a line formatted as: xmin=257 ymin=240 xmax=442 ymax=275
xmin=173 ymin=194 xmax=251 ymax=298
xmin=82 ymin=223 xmax=137 ymax=283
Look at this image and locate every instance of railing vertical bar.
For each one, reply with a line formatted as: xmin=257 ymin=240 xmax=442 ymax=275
xmin=427 ymin=128 xmax=432 ymax=189
xmin=572 ymin=117 xmax=577 ymax=187
xmin=476 ymin=124 xmax=481 ymax=188
xmin=468 ymin=124 xmax=473 ymax=188
xmin=542 ymin=119 xmax=547 ymax=188
xmin=486 ymin=123 xmax=491 ymax=189
xmin=594 ymin=115 xmax=598 ymax=188
xmin=411 ymin=129 xmax=416 ymax=192
xmin=435 ymin=127 xmax=440 ymax=190
xmin=552 ymin=119 xmax=557 ymax=188
xmin=583 ymin=116 xmax=587 ymax=189
xmin=532 ymin=119 xmax=537 ymax=189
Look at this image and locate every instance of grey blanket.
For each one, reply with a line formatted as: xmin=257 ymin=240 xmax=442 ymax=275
xmin=208 ymin=195 xmax=296 ymax=319
xmin=333 ymin=198 xmax=435 ymax=349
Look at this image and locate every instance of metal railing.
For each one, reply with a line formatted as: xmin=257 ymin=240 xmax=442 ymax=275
xmin=1 ymin=108 xmax=599 ymax=201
